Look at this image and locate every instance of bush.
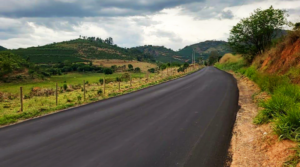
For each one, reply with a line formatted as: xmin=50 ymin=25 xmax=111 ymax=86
xmin=115 ymin=77 xmax=122 ymax=82
xmin=134 ymin=67 xmax=141 ymax=73
xmin=97 ymin=89 xmax=103 ymax=95
xmin=148 ymin=68 xmax=155 ymax=73
xmin=121 ymin=73 xmax=130 ymax=81
xmin=274 ymin=84 xmax=300 ymax=103
xmin=99 ymin=78 xmax=104 ymax=85
xmin=104 ymin=68 xmax=113 ymax=74
xmin=63 ymin=83 xmax=68 ymax=91
xmin=274 ymin=107 xmax=300 ymax=141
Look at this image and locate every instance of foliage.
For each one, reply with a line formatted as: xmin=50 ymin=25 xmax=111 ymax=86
xmin=148 ymin=68 xmax=155 ymax=73
xmin=10 ymin=38 xmax=155 ymax=64
xmin=294 ymin=22 xmax=300 ymax=30
xmin=228 ymin=6 xmax=289 ymax=62
xmin=207 ymin=51 xmax=221 ymax=65
xmin=104 ymin=68 xmax=113 ymax=74
xmin=128 ymin=64 xmax=133 ymax=71
xmin=99 ymin=78 xmax=104 ymax=85
xmin=0 ymin=46 xmax=6 ymax=51
xmin=134 ymin=67 xmax=141 ymax=73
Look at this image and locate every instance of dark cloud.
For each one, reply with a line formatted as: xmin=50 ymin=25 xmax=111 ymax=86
xmin=221 ymin=10 xmax=234 ymax=19
xmin=0 ymin=0 xmax=205 ymax=18
xmin=0 ymin=19 xmax=33 ymax=40
xmin=180 ymin=0 xmax=260 ymax=20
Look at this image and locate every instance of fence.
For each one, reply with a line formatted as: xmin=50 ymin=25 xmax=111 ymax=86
xmin=8 ymin=66 xmax=201 ymax=113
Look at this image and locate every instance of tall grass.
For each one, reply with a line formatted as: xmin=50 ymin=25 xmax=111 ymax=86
xmin=215 ymin=59 xmax=300 ymax=141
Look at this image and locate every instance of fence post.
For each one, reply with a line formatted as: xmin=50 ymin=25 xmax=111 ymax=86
xmin=103 ymin=78 xmax=106 ymax=95
xmin=20 ymin=87 xmax=23 ymax=112
xmin=83 ymin=80 xmax=86 ymax=101
xmin=130 ymin=75 xmax=132 ymax=87
xmin=167 ymin=68 xmax=168 ymax=76
xmin=147 ymin=72 xmax=149 ymax=82
xmin=56 ymin=83 xmax=58 ymax=106
xmin=119 ymin=81 xmax=120 ymax=92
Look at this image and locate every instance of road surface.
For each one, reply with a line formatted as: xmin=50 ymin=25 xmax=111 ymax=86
xmin=0 ymin=67 xmax=239 ymax=167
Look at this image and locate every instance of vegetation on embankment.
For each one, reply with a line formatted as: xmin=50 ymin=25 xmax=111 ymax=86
xmin=215 ymin=6 xmax=300 ymax=166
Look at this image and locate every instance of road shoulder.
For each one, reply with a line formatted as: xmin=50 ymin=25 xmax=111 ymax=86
xmin=228 ymin=72 xmax=297 ymax=167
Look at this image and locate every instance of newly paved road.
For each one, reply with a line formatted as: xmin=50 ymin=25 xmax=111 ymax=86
xmin=0 ymin=67 xmax=239 ymax=167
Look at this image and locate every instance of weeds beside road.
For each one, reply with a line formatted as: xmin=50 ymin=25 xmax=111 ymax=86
xmin=216 ymin=59 xmax=300 ymax=166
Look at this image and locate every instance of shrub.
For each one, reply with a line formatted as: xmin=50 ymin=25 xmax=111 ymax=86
xmin=63 ymin=83 xmax=68 ymax=91
xmin=115 ymin=77 xmax=122 ymax=82
xmin=274 ymin=107 xmax=300 ymax=141
xmin=104 ymin=68 xmax=113 ymax=74
xmin=254 ymin=94 xmax=296 ymax=124
xmin=97 ymin=89 xmax=103 ymax=95
xmin=99 ymin=78 xmax=104 ymax=85
xmin=134 ymin=67 xmax=141 ymax=73
xmin=77 ymin=95 xmax=82 ymax=102
xmin=274 ymin=84 xmax=300 ymax=103
xmin=148 ymin=68 xmax=155 ymax=73
xmin=121 ymin=73 xmax=130 ymax=81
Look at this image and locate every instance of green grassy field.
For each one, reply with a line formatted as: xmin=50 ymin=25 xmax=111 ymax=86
xmin=0 ymin=72 xmax=149 ymax=94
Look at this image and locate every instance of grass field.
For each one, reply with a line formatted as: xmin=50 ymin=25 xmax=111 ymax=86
xmin=0 ymin=72 xmax=149 ymax=94
xmin=0 ymin=66 xmax=202 ymax=126
xmin=91 ymin=59 xmax=157 ymax=72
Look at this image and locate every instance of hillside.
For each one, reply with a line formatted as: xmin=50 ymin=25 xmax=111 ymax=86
xmin=9 ymin=38 xmax=155 ymax=64
xmin=135 ymin=40 xmax=232 ymax=63
xmin=0 ymin=46 xmax=6 ymax=51
xmin=178 ymin=40 xmax=232 ymax=60
xmin=0 ymin=51 xmax=30 ymax=79
xmin=133 ymin=45 xmax=183 ymax=62
xmin=255 ymin=29 xmax=300 ymax=82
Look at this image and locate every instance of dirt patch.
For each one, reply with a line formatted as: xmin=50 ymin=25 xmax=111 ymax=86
xmin=229 ymin=73 xmax=297 ymax=167
xmin=259 ymin=30 xmax=300 ymax=74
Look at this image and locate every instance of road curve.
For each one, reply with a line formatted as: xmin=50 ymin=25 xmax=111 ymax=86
xmin=0 ymin=67 xmax=239 ymax=167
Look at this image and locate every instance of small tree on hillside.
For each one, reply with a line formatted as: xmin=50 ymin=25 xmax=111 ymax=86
xmin=208 ymin=51 xmax=220 ymax=65
xmin=128 ymin=64 xmax=133 ymax=71
xmin=294 ymin=22 xmax=300 ymax=30
xmin=228 ymin=6 xmax=289 ymax=62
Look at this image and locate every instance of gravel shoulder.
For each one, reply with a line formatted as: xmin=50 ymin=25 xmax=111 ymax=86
xmin=229 ymin=73 xmax=297 ymax=167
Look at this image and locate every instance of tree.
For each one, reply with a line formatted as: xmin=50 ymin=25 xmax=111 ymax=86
xmin=159 ymin=64 xmax=167 ymax=70
xmin=148 ymin=68 xmax=155 ymax=73
xmin=104 ymin=68 xmax=113 ymax=74
xmin=208 ymin=51 xmax=220 ymax=65
xmin=294 ymin=22 xmax=300 ymax=30
xmin=198 ymin=56 xmax=204 ymax=65
xmin=134 ymin=67 xmax=141 ymax=73
xmin=228 ymin=6 xmax=289 ymax=62
xmin=183 ymin=62 xmax=189 ymax=68
xmin=128 ymin=64 xmax=133 ymax=71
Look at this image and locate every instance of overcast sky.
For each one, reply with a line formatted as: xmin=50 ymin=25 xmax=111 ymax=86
xmin=0 ymin=0 xmax=299 ymax=50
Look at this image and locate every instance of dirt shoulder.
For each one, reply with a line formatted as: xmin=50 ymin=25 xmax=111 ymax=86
xmin=229 ymin=72 xmax=297 ymax=167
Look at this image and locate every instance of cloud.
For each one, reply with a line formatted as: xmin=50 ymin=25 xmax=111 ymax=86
xmin=0 ymin=0 xmax=205 ymax=18
xmin=220 ymin=10 xmax=234 ymax=19
xmin=1 ymin=0 xmax=300 ymax=51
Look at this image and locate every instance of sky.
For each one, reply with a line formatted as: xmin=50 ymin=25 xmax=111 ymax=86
xmin=0 ymin=0 xmax=299 ymax=51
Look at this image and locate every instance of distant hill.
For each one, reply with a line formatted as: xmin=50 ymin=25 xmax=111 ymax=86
xmin=135 ymin=40 xmax=232 ymax=63
xmin=9 ymin=38 xmax=155 ymax=64
xmin=133 ymin=45 xmax=184 ymax=63
xmin=0 ymin=46 xmax=7 ymax=51
xmin=7 ymin=38 xmax=232 ymax=64
xmin=178 ymin=40 xmax=232 ymax=61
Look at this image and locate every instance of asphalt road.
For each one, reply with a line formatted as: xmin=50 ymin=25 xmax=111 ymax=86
xmin=0 ymin=67 xmax=239 ymax=167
